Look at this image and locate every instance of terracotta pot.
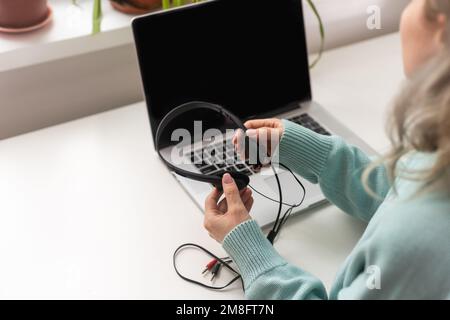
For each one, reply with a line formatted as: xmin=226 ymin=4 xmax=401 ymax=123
xmin=128 ymin=0 xmax=161 ymax=9
xmin=110 ymin=0 xmax=161 ymax=15
xmin=0 ymin=0 xmax=48 ymax=29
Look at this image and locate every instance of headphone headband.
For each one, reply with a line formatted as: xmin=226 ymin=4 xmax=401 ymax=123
xmin=155 ymin=101 xmax=250 ymax=191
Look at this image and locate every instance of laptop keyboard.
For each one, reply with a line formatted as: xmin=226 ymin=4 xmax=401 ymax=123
xmin=289 ymin=113 xmax=331 ymax=136
xmin=185 ymin=113 xmax=329 ymax=177
xmin=186 ymin=138 xmax=257 ymax=177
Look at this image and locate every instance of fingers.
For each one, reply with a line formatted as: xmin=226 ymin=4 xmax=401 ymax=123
xmin=240 ymin=188 xmax=252 ymax=204
xmin=222 ymin=173 xmax=244 ymax=207
xmin=243 ymin=197 xmax=254 ymax=212
xmin=232 ymin=128 xmax=244 ymax=146
xmin=233 ymin=120 xmax=283 ymax=160
xmin=245 ymin=127 xmax=280 ymax=145
xmin=245 ymin=128 xmax=280 ymax=158
xmin=233 ymin=129 xmax=249 ymax=160
xmin=218 ymin=188 xmax=251 ymax=213
xmin=205 ymin=187 xmax=221 ymax=213
xmin=233 ymin=128 xmax=272 ymax=159
xmin=218 ymin=197 xmax=228 ymax=212
xmin=244 ymin=118 xmax=282 ymax=130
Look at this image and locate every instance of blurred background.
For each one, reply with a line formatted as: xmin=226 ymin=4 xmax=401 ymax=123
xmin=0 ymin=0 xmax=409 ymax=140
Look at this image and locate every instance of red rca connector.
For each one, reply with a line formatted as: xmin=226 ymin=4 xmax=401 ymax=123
xmin=202 ymin=259 xmax=218 ymax=275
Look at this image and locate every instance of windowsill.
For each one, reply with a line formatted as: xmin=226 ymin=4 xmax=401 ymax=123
xmin=0 ymin=0 xmax=408 ymax=73
xmin=0 ymin=0 xmax=140 ymax=72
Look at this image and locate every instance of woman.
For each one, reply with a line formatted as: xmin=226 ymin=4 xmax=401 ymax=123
xmin=204 ymin=0 xmax=450 ymax=299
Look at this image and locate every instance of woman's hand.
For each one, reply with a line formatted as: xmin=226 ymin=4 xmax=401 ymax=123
xmin=232 ymin=118 xmax=285 ymax=159
xmin=204 ymin=173 xmax=254 ymax=243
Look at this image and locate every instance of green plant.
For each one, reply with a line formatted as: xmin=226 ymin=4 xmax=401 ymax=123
xmin=306 ymin=0 xmax=325 ymax=68
xmin=71 ymin=0 xmax=102 ymax=34
xmin=85 ymin=0 xmax=193 ymax=34
xmin=75 ymin=0 xmax=324 ymax=67
xmin=92 ymin=0 xmax=102 ymax=34
xmin=162 ymin=0 xmax=202 ymax=9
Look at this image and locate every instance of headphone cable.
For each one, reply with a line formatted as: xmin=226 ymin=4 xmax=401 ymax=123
xmin=172 ymin=163 xmax=306 ymax=291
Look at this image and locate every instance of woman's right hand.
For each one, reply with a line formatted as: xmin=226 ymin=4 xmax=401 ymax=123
xmin=232 ymin=118 xmax=284 ymax=158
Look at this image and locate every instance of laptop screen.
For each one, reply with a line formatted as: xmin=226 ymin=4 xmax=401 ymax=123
xmin=133 ymin=0 xmax=311 ymax=143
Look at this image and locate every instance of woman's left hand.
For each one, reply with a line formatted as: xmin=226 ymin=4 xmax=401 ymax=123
xmin=204 ymin=173 xmax=254 ymax=242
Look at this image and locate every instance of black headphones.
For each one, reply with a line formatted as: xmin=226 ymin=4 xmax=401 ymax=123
xmin=155 ymin=101 xmax=263 ymax=191
xmin=160 ymin=104 xmax=308 ymax=291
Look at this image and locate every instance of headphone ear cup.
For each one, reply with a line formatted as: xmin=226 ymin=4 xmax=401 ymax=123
xmin=212 ymin=172 xmax=250 ymax=192
xmin=233 ymin=173 xmax=250 ymax=190
xmin=210 ymin=175 xmax=224 ymax=192
xmin=228 ymin=172 xmax=250 ymax=190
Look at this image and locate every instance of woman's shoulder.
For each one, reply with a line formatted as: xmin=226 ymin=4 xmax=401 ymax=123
xmin=354 ymin=192 xmax=450 ymax=298
xmin=372 ymin=188 xmax=450 ymax=257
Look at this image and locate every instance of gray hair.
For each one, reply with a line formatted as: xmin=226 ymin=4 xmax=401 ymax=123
xmin=362 ymin=0 xmax=450 ymax=196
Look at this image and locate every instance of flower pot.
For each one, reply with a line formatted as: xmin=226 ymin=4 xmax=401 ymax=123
xmin=128 ymin=0 xmax=162 ymax=9
xmin=0 ymin=0 xmax=49 ymax=29
xmin=110 ymin=0 xmax=162 ymax=15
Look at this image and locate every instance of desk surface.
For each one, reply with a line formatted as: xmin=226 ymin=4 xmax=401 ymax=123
xmin=0 ymin=33 xmax=403 ymax=299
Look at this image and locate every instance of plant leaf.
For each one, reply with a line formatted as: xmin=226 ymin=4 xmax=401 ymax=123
xmin=92 ymin=0 xmax=102 ymax=34
xmin=306 ymin=0 xmax=325 ymax=68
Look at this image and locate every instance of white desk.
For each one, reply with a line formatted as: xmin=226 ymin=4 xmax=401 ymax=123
xmin=0 ymin=33 xmax=403 ymax=299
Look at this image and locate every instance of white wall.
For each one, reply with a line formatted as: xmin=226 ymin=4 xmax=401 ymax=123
xmin=0 ymin=44 xmax=143 ymax=140
xmin=0 ymin=0 xmax=410 ymax=140
xmin=304 ymin=0 xmax=409 ymax=52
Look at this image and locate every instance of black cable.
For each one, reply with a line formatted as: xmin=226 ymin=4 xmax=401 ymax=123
xmin=266 ymin=164 xmax=283 ymax=244
xmin=269 ymin=164 xmax=306 ymax=242
xmin=249 ymin=185 xmax=300 ymax=207
xmin=259 ymin=163 xmax=306 ymax=242
xmin=172 ymin=163 xmax=306 ymax=290
xmin=273 ymin=164 xmax=306 ymax=235
xmin=248 ymin=164 xmax=305 ymax=208
xmin=173 ymin=243 xmax=242 ymax=290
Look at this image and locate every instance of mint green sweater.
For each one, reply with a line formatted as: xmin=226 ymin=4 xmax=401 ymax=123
xmin=223 ymin=120 xmax=450 ymax=300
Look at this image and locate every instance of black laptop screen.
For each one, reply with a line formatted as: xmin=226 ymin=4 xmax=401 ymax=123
xmin=133 ymin=0 xmax=311 ymax=143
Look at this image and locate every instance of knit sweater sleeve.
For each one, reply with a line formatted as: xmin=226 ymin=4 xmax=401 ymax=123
xmin=276 ymin=120 xmax=390 ymax=222
xmin=223 ymin=220 xmax=328 ymax=300
xmin=222 ymin=122 xmax=450 ymax=300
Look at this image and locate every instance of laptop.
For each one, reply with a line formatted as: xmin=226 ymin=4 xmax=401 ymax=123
xmin=132 ymin=0 xmax=375 ymax=226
